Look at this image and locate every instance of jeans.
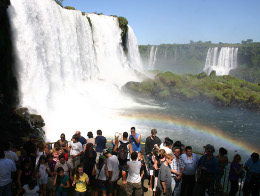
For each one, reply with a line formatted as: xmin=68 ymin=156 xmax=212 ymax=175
xmin=56 ymin=191 xmax=68 ymax=196
xmin=0 ymin=182 xmax=12 ymax=196
xmin=180 ymin=174 xmax=195 ymax=196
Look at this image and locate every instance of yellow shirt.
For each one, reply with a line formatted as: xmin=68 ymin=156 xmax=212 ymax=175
xmin=74 ymin=173 xmax=88 ymax=192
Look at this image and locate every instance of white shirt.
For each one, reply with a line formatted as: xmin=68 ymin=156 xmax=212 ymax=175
xmin=0 ymin=158 xmax=16 ymax=186
xmin=107 ymin=155 xmax=119 ymax=181
xmin=39 ymin=164 xmax=48 ymax=179
xmin=23 ymin=184 xmax=40 ymax=196
xmin=4 ymin=150 xmax=18 ymax=164
xmin=126 ymin=161 xmax=141 ymax=183
xmin=160 ymin=146 xmax=173 ymax=155
xmin=69 ymin=142 xmax=83 ymax=156
xmin=95 ymin=164 xmax=107 ymax=181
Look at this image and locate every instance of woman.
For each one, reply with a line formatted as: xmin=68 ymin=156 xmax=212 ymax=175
xmin=50 ymin=142 xmax=64 ymax=163
xmin=229 ymin=154 xmax=243 ymax=196
xmin=216 ymin=147 xmax=228 ymax=194
xmin=17 ymin=160 xmax=34 ymax=194
xmin=57 ymin=133 xmax=69 ymax=161
xmin=92 ymin=156 xmax=108 ymax=196
xmin=36 ymin=140 xmax=49 ymax=166
xmin=83 ymin=143 xmax=96 ymax=184
xmin=86 ymin=131 xmax=95 ymax=146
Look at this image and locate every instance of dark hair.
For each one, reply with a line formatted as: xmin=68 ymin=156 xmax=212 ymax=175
xmin=0 ymin=150 xmax=5 ymax=159
xmin=165 ymin=138 xmax=173 ymax=147
xmin=59 ymin=154 xmax=65 ymax=160
xmin=60 ymin=133 xmax=65 ymax=138
xmin=54 ymin=142 xmax=60 ymax=148
xmin=97 ymin=156 xmax=105 ymax=170
xmin=36 ymin=155 xmax=46 ymax=172
xmin=131 ymin=151 xmax=138 ymax=160
xmin=28 ymin=180 xmax=37 ymax=190
xmin=87 ymin=131 xmax=93 ymax=138
xmin=123 ymin=132 xmax=128 ymax=138
xmin=97 ymin=129 xmax=102 ymax=135
xmin=219 ymin=147 xmax=227 ymax=155
xmin=185 ymin=146 xmax=192 ymax=151
xmin=56 ymin=167 xmax=64 ymax=187
xmin=75 ymin=165 xmax=83 ymax=181
xmin=151 ymin=129 xmax=157 ymax=134
xmin=72 ymin=134 xmax=79 ymax=141
xmin=173 ymin=141 xmax=182 ymax=148
xmin=4 ymin=142 xmax=11 ymax=151
xmin=131 ymin=127 xmax=135 ymax=131
xmin=233 ymin=154 xmax=241 ymax=161
xmin=251 ymin=152 xmax=259 ymax=160
xmin=47 ymin=153 xmax=54 ymax=159
xmin=173 ymin=147 xmax=181 ymax=153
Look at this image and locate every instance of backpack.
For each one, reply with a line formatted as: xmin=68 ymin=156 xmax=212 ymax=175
xmin=117 ymin=141 xmax=128 ymax=160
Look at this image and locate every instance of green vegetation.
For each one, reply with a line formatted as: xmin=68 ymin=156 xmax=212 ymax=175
xmin=64 ymin=6 xmax=75 ymax=10
xmin=118 ymin=16 xmax=128 ymax=52
xmin=54 ymin=0 xmax=63 ymax=7
xmin=123 ymin=71 xmax=260 ymax=111
xmin=82 ymin=12 xmax=86 ymax=16
xmin=87 ymin=17 xmax=92 ymax=29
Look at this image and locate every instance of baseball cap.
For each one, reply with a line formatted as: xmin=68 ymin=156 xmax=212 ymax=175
xmin=103 ymin=149 xmax=109 ymax=155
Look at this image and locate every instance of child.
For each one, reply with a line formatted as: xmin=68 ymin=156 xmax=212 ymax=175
xmin=36 ymin=155 xmax=48 ymax=196
xmin=53 ymin=167 xmax=70 ymax=196
xmin=22 ymin=180 xmax=40 ymax=196
xmin=72 ymin=165 xmax=89 ymax=195
xmin=149 ymin=147 xmax=159 ymax=191
xmin=229 ymin=154 xmax=243 ymax=196
xmin=46 ymin=154 xmax=56 ymax=196
xmin=138 ymin=152 xmax=148 ymax=192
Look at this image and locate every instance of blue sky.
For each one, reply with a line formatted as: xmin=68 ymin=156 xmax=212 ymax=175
xmin=63 ymin=0 xmax=260 ymax=45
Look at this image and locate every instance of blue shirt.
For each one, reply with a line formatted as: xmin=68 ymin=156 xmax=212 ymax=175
xmin=130 ymin=133 xmax=141 ymax=152
xmin=198 ymin=154 xmax=218 ymax=175
xmin=244 ymin=158 xmax=260 ymax=182
xmin=95 ymin=136 xmax=106 ymax=152
xmin=79 ymin=136 xmax=86 ymax=146
xmin=180 ymin=153 xmax=199 ymax=175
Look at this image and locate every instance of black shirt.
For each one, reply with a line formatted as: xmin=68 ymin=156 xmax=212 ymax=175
xmin=145 ymin=136 xmax=161 ymax=155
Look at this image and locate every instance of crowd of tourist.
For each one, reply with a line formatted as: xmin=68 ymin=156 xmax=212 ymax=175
xmin=0 ymin=127 xmax=259 ymax=196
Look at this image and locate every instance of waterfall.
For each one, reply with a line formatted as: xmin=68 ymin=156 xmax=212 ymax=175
xmin=8 ymin=0 xmax=143 ymax=140
xmin=148 ymin=46 xmax=158 ymax=70
xmin=126 ymin=25 xmax=143 ymax=71
xmin=203 ymin=47 xmax=238 ymax=75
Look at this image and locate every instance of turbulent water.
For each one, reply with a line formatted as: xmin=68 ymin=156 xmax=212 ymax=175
xmin=204 ymin=47 xmax=238 ymax=75
xmin=8 ymin=0 xmax=144 ymax=140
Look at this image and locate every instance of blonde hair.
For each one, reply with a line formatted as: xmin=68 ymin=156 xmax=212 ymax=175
xmin=165 ymin=153 xmax=174 ymax=160
xmin=159 ymin=149 xmax=166 ymax=157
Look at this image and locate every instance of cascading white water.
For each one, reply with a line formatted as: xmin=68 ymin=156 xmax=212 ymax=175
xmin=126 ymin=25 xmax=143 ymax=71
xmin=148 ymin=46 xmax=158 ymax=69
xmin=8 ymin=0 xmax=144 ymax=140
xmin=203 ymin=47 xmax=238 ymax=75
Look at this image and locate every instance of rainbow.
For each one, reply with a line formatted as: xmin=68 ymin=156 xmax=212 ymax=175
xmin=119 ymin=112 xmax=260 ymax=155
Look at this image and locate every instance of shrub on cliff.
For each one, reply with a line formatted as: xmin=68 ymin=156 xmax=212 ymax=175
xmin=118 ymin=17 xmax=128 ymax=52
xmin=64 ymin=6 xmax=75 ymax=10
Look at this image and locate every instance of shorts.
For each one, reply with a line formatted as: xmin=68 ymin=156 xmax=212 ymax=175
xmin=68 ymin=156 xmax=81 ymax=169
xmin=119 ymin=159 xmax=129 ymax=172
xmin=47 ymin=176 xmax=56 ymax=191
xmin=97 ymin=180 xmax=107 ymax=191
xmin=38 ymin=176 xmax=48 ymax=185
xmin=107 ymin=180 xmax=118 ymax=194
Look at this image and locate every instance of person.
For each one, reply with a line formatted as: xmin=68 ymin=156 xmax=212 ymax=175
xmin=138 ymin=152 xmax=147 ymax=192
xmin=83 ymin=143 xmax=96 ymax=184
xmin=35 ymin=140 xmax=49 ymax=165
xmin=23 ymin=134 xmax=37 ymax=167
xmin=216 ymin=147 xmax=228 ymax=194
xmin=17 ymin=159 xmax=34 ymax=194
xmin=95 ymin=129 xmax=107 ymax=162
xmin=180 ymin=146 xmax=199 ymax=196
xmin=149 ymin=147 xmax=159 ymax=191
xmin=103 ymin=149 xmax=119 ymax=196
xmin=145 ymin=129 xmax=161 ymax=157
xmin=173 ymin=141 xmax=186 ymax=154
xmin=170 ymin=147 xmax=184 ymax=196
xmin=129 ymin=127 xmax=141 ymax=152
xmin=113 ymin=131 xmax=133 ymax=184
xmin=126 ymin=151 xmax=143 ymax=196
xmin=86 ymin=131 xmax=95 ymax=146
xmin=73 ymin=165 xmax=89 ymax=196
xmin=35 ymin=155 xmax=48 ymax=196
xmin=92 ymin=155 xmax=108 ymax=196
xmin=157 ymin=153 xmax=174 ymax=196
xmin=53 ymin=167 xmax=70 ymax=196
xmin=46 ymin=154 xmax=56 ymax=196
xmin=54 ymin=154 xmax=72 ymax=181
xmin=75 ymin=131 xmax=87 ymax=146
xmin=229 ymin=154 xmax=243 ymax=196
xmin=111 ymin=132 xmax=121 ymax=155
xmin=68 ymin=134 xmax=83 ymax=172
xmin=57 ymin=133 xmax=69 ymax=161
xmin=50 ymin=142 xmax=64 ymax=163
xmin=160 ymin=137 xmax=173 ymax=155
xmin=243 ymin=152 xmax=260 ymax=196
xmin=197 ymin=144 xmax=218 ymax=196
xmin=153 ymin=149 xmax=166 ymax=194
xmin=4 ymin=142 xmax=18 ymax=164
xmin=0 ymin=150 xmax=16 ymax=196
xmin=22 ymin=180 xmax=40 ymax=196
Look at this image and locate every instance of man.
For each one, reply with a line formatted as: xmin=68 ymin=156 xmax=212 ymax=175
xmin=0 ymin=150 xmax=16 ymax=196
xmin=198 ymin=144 xmax=218 ymax=196
xmin=103 ymin=149 xmax=119 ymax=196
xmin=243 ymin=152 xmax=260 ymax=196
xmin=95 ymin=129 xmax=106 ymax=162
xmin=68 ymin=134 xmax=83 ymax=174
xmin=180 ymin=146 xmax=199 ymax=196
xmin=54 ymin=154 xmax=73 ymax=180
xmin=4 ymin=142 xmax=18 ymax=164
xmin=145 ymin=129 xmax=161 ymax=157
xmin=160 ymin=137 xmax=173 ymax=155
xmin=158 ymin=153 xmax=174 ymax=196
xmin=170 ymin=147 xmax=184 ymax=196
xmin=129 ymin=127 xmax=141 ymax=152
xmin=75 ymin=130 xmax=86 ymax=146
xmin=113 ymin=131 xmax=133 ymax=184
